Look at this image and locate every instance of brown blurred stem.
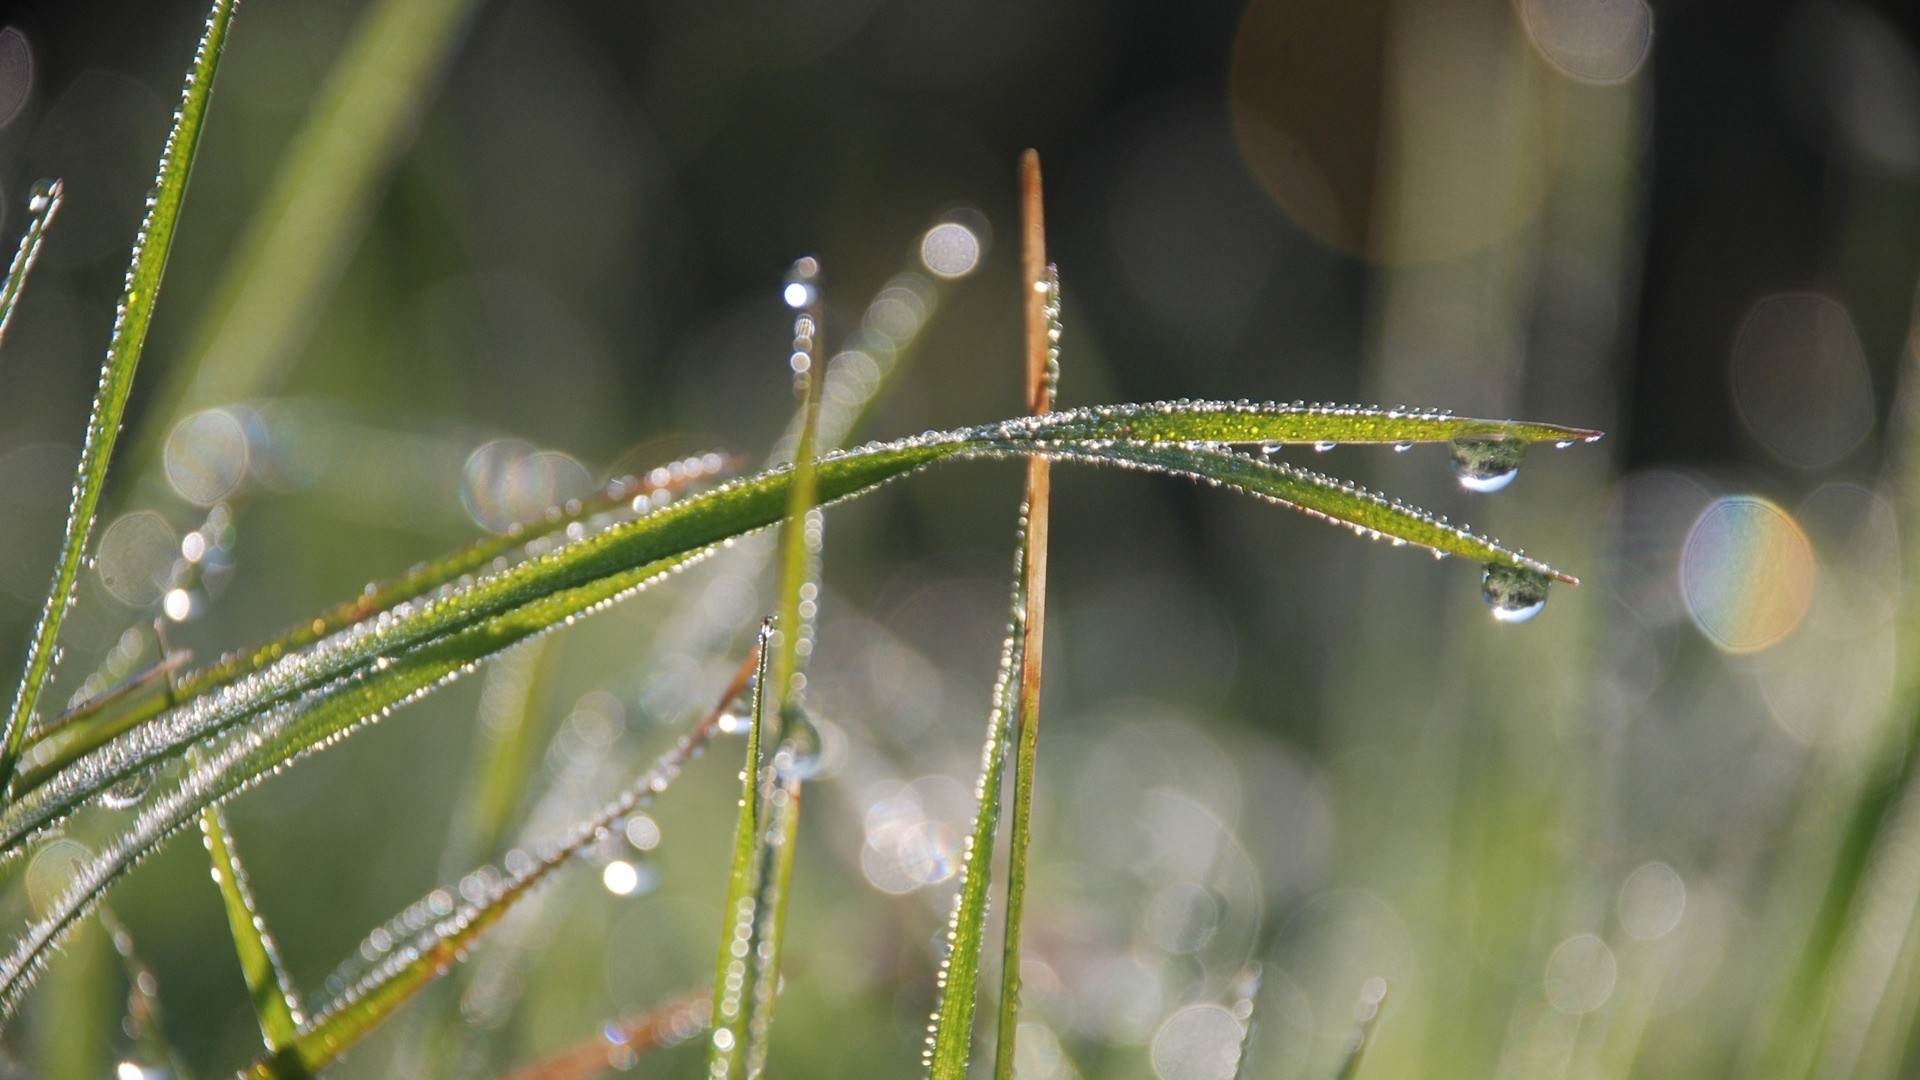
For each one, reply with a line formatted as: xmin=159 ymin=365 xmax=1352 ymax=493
xmin=493 ymin=988 xmax=710 ymax=1080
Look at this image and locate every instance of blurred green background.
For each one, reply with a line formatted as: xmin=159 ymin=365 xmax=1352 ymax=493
xmin=1 ymin=0 xmax=1919 ymax=1076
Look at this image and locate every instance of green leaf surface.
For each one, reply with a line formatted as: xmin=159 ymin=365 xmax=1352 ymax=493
xmin=0 ymin=0 xmax=239 ymax=791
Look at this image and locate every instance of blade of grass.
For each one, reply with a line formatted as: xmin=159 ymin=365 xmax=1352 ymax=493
xmin=709 ymin=620 xmax=775 ymax=1080
xmin=23 ymin=400 xmax=1579 ymax=793
xmin=0 ymin=410 xmax=1593 ymax=1025
xmin=8 ymin=416 xmax=1581 ymax=842
xmin=1024 ymin=400 xmax=1601 ymax=447
xmin=136 ymin=0 xmax=483 ymax=449
xmin=240 ymin=639 xmax=752 ymax=1079
xmin=0 ymin=179 xmax=63 ymax=360
xmin=925 ymin=533 xmax=1027 ymax=1078
xmin=200 ymin=805 xmax=304 ymax=1050
xmin=22 ymin=453 xmax=736 ymax=769
xmin=993 ymin=149 xmax=1055 ymax=1080
xmin=737 ymin=262 xmax=832 ymax=1078
xmin=0 ymin=0 xmax=239 ymax=793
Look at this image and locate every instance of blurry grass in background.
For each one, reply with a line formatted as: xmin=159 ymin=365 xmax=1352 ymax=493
xmin=0 ymin=0 xmax=1919 ymax=1078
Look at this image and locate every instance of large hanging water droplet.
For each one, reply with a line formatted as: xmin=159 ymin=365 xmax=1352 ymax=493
xmin=1482 ymin=565 xmax=1550 ymax=623
xmin=774 ymin=707 xmax=825 ymax=782
xmin=99 ymin=768 xmax=155 ymax=809
xmin=1450 ymin=436 xmax=1526 ymax=493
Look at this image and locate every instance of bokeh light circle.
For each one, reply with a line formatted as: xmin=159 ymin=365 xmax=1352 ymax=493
xmin=1149 ymin=1002 xmax=1245 ymax=1080
xmin=1544 ymin=933 xmax=1616 ymax=1014
xmin=919 ymin=222 xmax=982 ymax=278
xmin=1618 ymin=862 xmax=1686 ymax=940
xmin=1519 ymin=0 xmax=1653 ymax=84
xmin=1680 ymin=496 xmax=1815 ymax=654
xmin=164 ymin=407 xmax=251 ymax=506
xmin=97 ymin=510 xmax=179 ymax=607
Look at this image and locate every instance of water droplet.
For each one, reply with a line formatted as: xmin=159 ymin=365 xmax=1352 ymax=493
xmin=1450 ymin=436 xmax=1526 ymax=493
xmin=1392 ymin=441 xmax=1413 ymax=452
xmin=1313 ymin=441 xmax=1335 ymax=452
xmin=775 ymin=708 xmax=825 ymax=782
xmin=1482 ymin=565 xmax=1550 ymax=623
xmin=99 ymin=768 xmax=155 ymax=809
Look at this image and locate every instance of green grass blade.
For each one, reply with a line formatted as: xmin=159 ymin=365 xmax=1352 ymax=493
xmin=0 ymin=0 xmax=239 ymax=792
xmin=0 ymin=179 xmax=63 ymax=358
xmin=199 ymin=805 xmax=304 ymax=1050
xmin=710 ymin=621 xmax=775 ymax=1080
xmin=1024 ymin=400 xmax=1602 ymax=447
xmin=0 ymin=406 xmax=1592 ymax=1027
xmin=994 ymin=162 xmax=1056 ymax=1079
xmin=7 ymin=412 xmax=1580 ymax=843
xmin=21 ymin=455 xmax=734 ymax=771
xmin=1028 ymin=441 xmax=1578 ymax=583
xmin=735 ymin=264 xmax=832 ymax=1079
xmin=139 ymin=0 xmax=482 ymax=441
xmin=237 ymin=655 xmax=741 ymax=1078
xmin=926 ymin=545 xmax=1027 ymax=1079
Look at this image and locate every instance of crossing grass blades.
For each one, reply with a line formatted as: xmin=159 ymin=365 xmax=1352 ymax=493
xmin=0 ymin=2 xmax=1599 ymax=1075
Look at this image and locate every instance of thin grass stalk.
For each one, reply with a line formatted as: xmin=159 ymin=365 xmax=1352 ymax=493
xmin=0 ymin=0 xmax=239 ymax=793
xmin=0 ymin=179 xmax=62 ymax=359
xmin=924 ymin=546 xmax=1026 ymax=1079
xmin=993 ymin=149 xmax=1056 ymax=1080
xmin=200 ymin=805 xmax=304 ymax=1050
xmin=740 ymin=264 xmax=831 ymax=1076
xmin=709 ymin=622 xmax=776 ymax=1080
